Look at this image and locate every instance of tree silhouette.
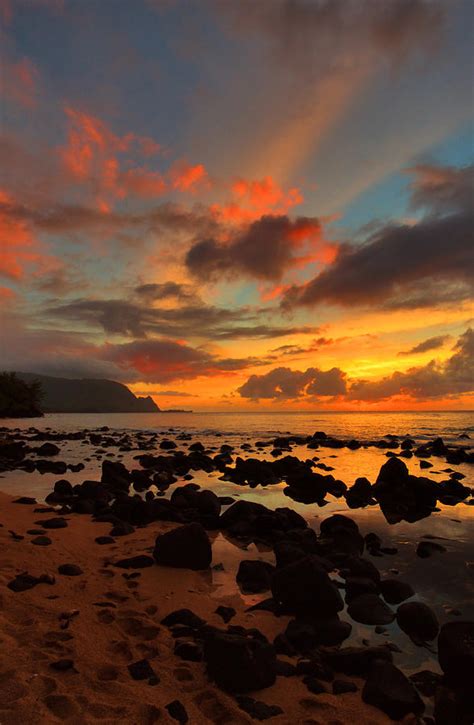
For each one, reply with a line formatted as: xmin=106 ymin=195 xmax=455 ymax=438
xmin=0 ymin=372 xmax=44 ymax=418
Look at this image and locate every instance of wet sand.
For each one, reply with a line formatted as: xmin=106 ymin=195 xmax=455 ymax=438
xmin=0 ymin=490 xmax=391 ymax=724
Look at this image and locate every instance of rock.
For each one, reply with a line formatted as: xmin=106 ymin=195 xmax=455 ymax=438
xmin=128 ymin=659 xmax=157 ymax=681
xmin=36 ymin=443 xmax=60 ymax=457
xmin=409 ymin=670 xmax=442 ymax=697
xmin=347 ymin=593 xmax=395 ymax=625
xmin=362 ymin=660 xmax=424 ymax=719
xmin=161 ymin=609 xmax=206 ymax=629
xmin=324 ymin=646 xmax=392 ymax=676
xmin=396 ymin=602 xmax=439 ymax=642
xmin=50 ymin=659 xmax=75 ymax=671
xmin=95 ymin=536 xmax=115 ymax=545
xmin=31 ymin=536 xmax=52 ymax=546
xmin=109 ymin=522 xmax=135 ymax=537
xmin=416 ymin=541 xmax=446 ymax=558
xmin=237 ymin=560 xmax=275 ymax=593
xmin=102 ymin=460 xmax=130 ymax=490
xmin=13 ymin=496 xmax=37 ymax=505
xmin=203 ymin=630 xmax=276 ymax=692
xmin=165 ymin=700 xmax=188 ymax=723
xmin=58 ymin=564 xmax=83 ymax=576
xmin=36 ymin=517 xmax=68 ymax=529
xmin=438 ymin=621 xmax=474 ymax=687
xmin=113 ymin=556 xmax=154 ymax=569
xmin=333 ymin=679 xmax=358 ymax=694
xmin=271 ymin=556 xmax=343 ymax=616
xmin=54 ymin=479 xmax=73 ymax=497
xmin=154 ymin=523 xmax=212 ymax=570
xmin=303 ymin=676 xmax=328 ymax=694
xmin=434 ymin=685 xmax=472 ymax=725
xmin=236 ymin=696 xmax=283 ymax=721
xmin=285 ymin=617 xmax=351 ymax=652
xmin=174 ymin=640 xmax=203 ymax=661
xmin=379 ymin=579 xmax=415 ymax=604
xmin=215 ymin=606 xmax=236 ymax=623
xmin=7 ymin=573 xmax=55 ymax=592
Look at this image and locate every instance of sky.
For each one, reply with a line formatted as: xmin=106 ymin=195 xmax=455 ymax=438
xmin=0 ymin=0 xmax=473 ymax=411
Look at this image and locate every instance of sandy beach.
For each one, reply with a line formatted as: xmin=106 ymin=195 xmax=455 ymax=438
xmin=0 ymin=490 xmax=393 ymax=725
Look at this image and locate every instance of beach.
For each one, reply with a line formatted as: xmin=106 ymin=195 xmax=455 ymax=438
xmin=0 ymin=414 xmax=473 ymax=724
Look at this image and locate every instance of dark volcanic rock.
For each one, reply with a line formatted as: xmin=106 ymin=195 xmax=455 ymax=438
xmin=161 ymin=609 xmax=206 ymax=629
xmin=396 ymin=601 xmax=439 ymax=642
xmin=438 ymin=621 xmax=474 ymax=687
xmin=127 ymin=659 xmax=156 ymax=681
xmin=236 ymin=696 xmax=283 ymax=721
xmin=236 ymin=560 xmax=275 ymax=593
xmin=271 ymin=556 xmax=343 ymax=616
xmin=285 ymin=617 xmax=351 ymax=652
xmin=50 ymin=659 xmax=75 ymax=672
xmin=165 ymin=700 xmax=188 ymax=723
xmin=409 ymin=670 xmax=443 ymax=697
xmin=347 ymin=593 xmax=395 ymax=625
xmin=153 ymin=523 xmax=212 ymax=570
xmin=379 ymin=579 xmax=415 ymax=604
xmin=333 ymin=679 xmax=358 ymax=694
xmin=174 ymin=640 xmax=203 ymax=661
xmin=324 ymin=646 xmax=392 ymax=676
xmin=95 ymin=536 xmax=115 ymax=545
xmin=31 ymin=536 xmax=52 ymax=546
xmin=7 ymin=573 xmax=55 ymax=592
xmin=215 ymin=606 xmax=236 ymax=623
xmin=36 ymin=517 xmax=68 ymax=529
xmin=416 ymin=540 xmax=447 ymax=558
xmin=58 ymin=564 xmax=83 ymax=576
xmin=362 ymin=660 xmax=424 ymax=719
xmin=204 ymin=630 xmax=276 ymax=693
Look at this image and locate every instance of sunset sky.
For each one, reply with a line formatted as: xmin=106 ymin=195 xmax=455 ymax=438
xmin=1 ymin=0 xmax=473 ymax=411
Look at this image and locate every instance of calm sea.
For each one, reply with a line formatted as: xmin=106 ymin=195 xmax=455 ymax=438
xmin=2 ymin=409 xmax=473 ymax=442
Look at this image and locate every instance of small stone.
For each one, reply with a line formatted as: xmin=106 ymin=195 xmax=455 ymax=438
xmin=165 ymin=699 xmax=188 ymax=723
xmin=127 ymin=659 xmax=157 ymax=681
xmin=58 ymin=564 xmax=83 ymax=576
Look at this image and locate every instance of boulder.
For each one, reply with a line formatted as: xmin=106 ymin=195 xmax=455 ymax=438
xmin=154 ymin=523 xmax=212 ymax=570
xmin=396 ymin=602 xmax=439 ymax=642
xmin=236 ymin=560 xmax=275 ymax=593
xmin=362 ymin=660 xmax=424 ymax=719
xmin=271 ymin=556 xmax=343 ymax=616
xmin=204 ymin=630 xmax=276 ymax=692
xmin=347 ymin=593 xmax=395 ymax=625
xmin=380 ymin=579 xmax=415 ymax=604
xmin=438 ymin=621 xmax=474 ymax=687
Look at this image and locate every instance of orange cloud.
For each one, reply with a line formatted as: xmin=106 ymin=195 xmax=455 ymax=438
xmin=60 ymin=106 xmax=166 ymax=207
xmin=170 ymin=162 xmax=208 ymax=192
xmin=0 ymin=189 xmax=38 ymax=279
xmin=0 ymin=57 xmax=39 ymax=108
xmin=211 ymin=176 xmax=303 ymax=224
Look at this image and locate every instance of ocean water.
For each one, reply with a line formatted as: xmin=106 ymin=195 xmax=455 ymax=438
xmin=1 ymin=409 xmax=473 ymax=440
xmin=1 ymin=409 xmax=473 ymax=692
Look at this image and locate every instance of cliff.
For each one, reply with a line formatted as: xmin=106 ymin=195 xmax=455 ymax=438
xmin=16 ymin=373 xmax=160 ymax=414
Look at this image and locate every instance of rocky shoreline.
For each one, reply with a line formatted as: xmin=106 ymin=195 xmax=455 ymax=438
xmin=0 ymin=427 xmax=473 ymax=723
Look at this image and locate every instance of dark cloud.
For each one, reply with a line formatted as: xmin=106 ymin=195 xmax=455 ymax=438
xmin=237 ymin=366 xmax=347 ymax=400
xmin=186 ymin=215 xmax=321 ymax=281
xmin=134 ymin=282 xmax=199 ymax=304
xmin=219 ymin=0 xmax=444 ymax=75
xmin=398 ymin=334 xmax=450 ymax=356
xmin=100 ymin=338 xmax=270 ymax=383
xmin=283 ymin=163 xmax=474 ymax=310
xmin=349 ymin=328 xmax=473 ymax=401
xmin=46 ymin=297 xmax=319 ymax=341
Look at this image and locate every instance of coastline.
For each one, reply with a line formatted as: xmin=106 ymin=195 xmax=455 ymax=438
xmin=0 ymin=490 xmax=390 ymax=724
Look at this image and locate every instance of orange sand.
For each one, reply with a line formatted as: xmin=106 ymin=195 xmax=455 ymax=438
xmin=0 ymin=491 xmax=394 ymax=724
